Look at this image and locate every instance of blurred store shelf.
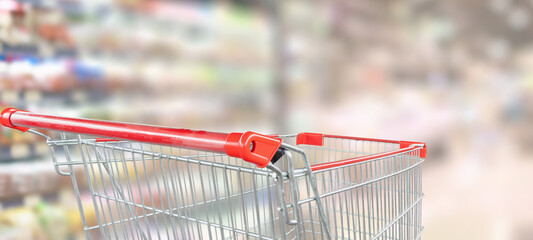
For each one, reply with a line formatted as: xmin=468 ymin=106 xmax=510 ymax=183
xmin=0 ymin=0 xmax=531 ymax=239
xmin=0 ymin=0 xmax=278 ymax=239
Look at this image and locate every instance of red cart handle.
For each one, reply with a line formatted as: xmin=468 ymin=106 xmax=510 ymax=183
xmin=0 ymin=108 xmax=281 ymax=168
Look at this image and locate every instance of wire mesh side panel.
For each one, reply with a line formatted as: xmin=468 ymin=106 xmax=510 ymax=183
xmin=293 ymin=147 xmax=424 ymax=240
xmin=275 ymin=135 xmax=423 ymax=240
xmin=48 ymin=133 xmax=292 ymax=240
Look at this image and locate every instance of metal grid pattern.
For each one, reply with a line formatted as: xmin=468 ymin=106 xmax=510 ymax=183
xmin=49 ymin=133 xmax=293 ymax=240
xmin=43 ymin=132 xmax=424 ymax=240
xmin=294 ymin=152 xmax=423 ymax=240
xmin=286 ymin=137 xmax=424 ymax=240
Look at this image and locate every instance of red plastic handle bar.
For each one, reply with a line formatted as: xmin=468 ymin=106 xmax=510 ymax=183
xmin=0 ymin=108 xmax=281 ymax=168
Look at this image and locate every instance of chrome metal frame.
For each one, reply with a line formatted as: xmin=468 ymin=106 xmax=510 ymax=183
xmin=29 ymin=130 xmax=424 ymax=240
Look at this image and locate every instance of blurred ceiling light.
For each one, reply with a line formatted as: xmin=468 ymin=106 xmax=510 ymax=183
xmin=489 ymin=0 xmax=511 ymax=14
xmin=508 ymin=7 xmax=530 ymax=30
xmin=487 ymin=39 xmax=510 ymax=62
xmin=0 ymin=0 xmax=22 ymax=13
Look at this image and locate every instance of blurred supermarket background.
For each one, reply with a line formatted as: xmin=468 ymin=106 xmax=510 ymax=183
xmin=0 ymin=0 xmax=532 ymax=239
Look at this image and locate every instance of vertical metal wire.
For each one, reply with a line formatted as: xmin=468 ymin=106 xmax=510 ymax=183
xmin=42 ymin=133 xmax=423 ymax=240
xmin=292 ymin=137 xmax=424 ymax=240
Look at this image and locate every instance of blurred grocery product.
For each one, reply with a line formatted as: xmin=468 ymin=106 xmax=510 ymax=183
xmin=0 ymin=1 xmax=275 ymax=239
xmin=0 ymin=206 xmax=46 ymax=240
xmin=0 ymin=225 xmax=33 ymax=240
xmin=36 ymin=202 xmax=69 ymax=240
xmin=0 ymin=199 xmax=80 ymax=240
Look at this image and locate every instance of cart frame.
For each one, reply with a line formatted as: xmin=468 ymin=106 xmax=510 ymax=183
xmin=1 ymin=108 xmax=426 ymax=240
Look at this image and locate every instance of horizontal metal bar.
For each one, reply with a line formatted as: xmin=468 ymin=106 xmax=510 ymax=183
xmin=292 ymin=148 xmax=423 ymax=179
xmin=297 ymin=159 xmax=424 ymax=205
xmin=90 ymin=193 xmax=276 ymax=240
xmin=310 ymin=146 xmax=423 ymax=172
xmin=371 ymin=194 xmax=424 ymax=240
xmin=324 ymin=135 xmax=401 ymax=144
xmin=81 ymin=141 xmax=273 ymax=176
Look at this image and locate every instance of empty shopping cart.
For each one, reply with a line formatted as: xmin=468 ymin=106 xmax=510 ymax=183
xmin=0 ymin=108 xmax=426 ymax=240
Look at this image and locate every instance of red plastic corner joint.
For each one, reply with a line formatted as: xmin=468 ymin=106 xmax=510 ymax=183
xmin=224 ymin=131 xmax=282 ymax=168
xmin=400 ymin=141 xmax=427 ymax=158
xmin=296 ymin=133 xmax=323 ymax=146
xmin=0 ymin=108 xmax=29 ymax=132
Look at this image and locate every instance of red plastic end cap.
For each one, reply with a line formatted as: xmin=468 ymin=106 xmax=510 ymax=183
xmin=296 ymin=133 xmax=323 ymax=146
xmin=0 ymin=108 xmax=29 ymax=132
xmin=225 ymin=131 xmax=282 ymax=168
xmin=400 ymin=141 xmax=427 ymax=158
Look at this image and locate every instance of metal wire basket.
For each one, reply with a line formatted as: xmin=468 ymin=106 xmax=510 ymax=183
xmin=1 ymin=108 xmax=426 ymax=240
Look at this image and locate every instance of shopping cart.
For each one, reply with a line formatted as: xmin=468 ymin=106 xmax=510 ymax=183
xmin=0 ymin=108 xmax=426 ymax=240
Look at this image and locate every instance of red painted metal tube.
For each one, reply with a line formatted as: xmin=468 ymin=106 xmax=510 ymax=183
xmin=310 ymin=146 xmax=421 ymax=171
xmin=297 ymin=132 xmax=426 ymax=159
xmin=324 ymin=134 xmax=401 ymax=144
xmin=0 ymin=108 xmax=281 ymax=168
xmin=296 ymin=132 xmax=404 ymax=146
